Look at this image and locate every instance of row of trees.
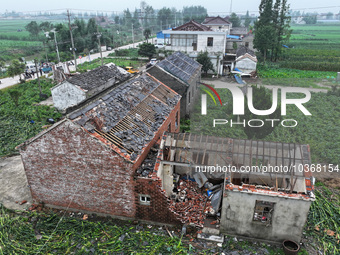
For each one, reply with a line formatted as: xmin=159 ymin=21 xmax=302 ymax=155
xmin=254 ymin=0 xmax=291 ymax=61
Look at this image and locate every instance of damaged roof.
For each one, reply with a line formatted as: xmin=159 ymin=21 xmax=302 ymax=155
xmin=66 ymin=64 xmax=130 ymax=91
xmin=157 ymin=52 xmax=201 ymax=84
xmin=173 ymin=20 xmax=212 ymax=31
xmin=68 ymin=74 xmax=181 ymax=162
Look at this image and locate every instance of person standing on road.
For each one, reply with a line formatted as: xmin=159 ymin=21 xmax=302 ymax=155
xmin=39 ymin=68 xmax=43 ymax=76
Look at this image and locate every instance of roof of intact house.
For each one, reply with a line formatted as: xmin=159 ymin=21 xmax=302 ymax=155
xmin=236 ymin=46 xmax=256 ymax=58
xmin=68 ymin=73 xmax=181 ymax=163
xmin=66 ymin=64 xmax=130 ymax=91
xmin=202 ymin=16 xmax=231 ymax=25
xmin=173 ymin=20 xmax=212 ymax=31
xmin=157 ymin=52 xmax=202 ymax=84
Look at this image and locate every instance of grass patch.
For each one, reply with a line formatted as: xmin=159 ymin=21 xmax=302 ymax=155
xmin=0 ymin=79 xmax=61 ymax=157
xmin=306 ymin=185 xmax=340 ymax=254
xmin=77 ymin=57 xmax=147 ymax=72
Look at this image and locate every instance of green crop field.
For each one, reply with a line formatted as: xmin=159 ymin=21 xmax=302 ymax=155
xmin=289 ymin=24 xmax=340 ymax=50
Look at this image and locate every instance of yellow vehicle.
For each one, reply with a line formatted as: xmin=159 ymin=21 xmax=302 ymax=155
xmin=125 ymin=66 xmax=138 ymax=74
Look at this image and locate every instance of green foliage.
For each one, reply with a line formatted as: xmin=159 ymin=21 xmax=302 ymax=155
xmin=229 ymin=13 xmax=241 ymax=27
xmin=0 ymin=79 xmax=61 ymax=156
xmin=25 ymin=21 xmax=40 ymax=37
xmin=244 ymin=11 xmax=252 ymax=28
xmin=197 ymin=51 xmax=214 ymax=75
xmin=303 ymin=15 xmax=317 ymax=25
xmin=143 ymin=28 xmax=151 ymax=42
xmin=7 ymin=59 xmax=25 ymax=79
xmin=182 ymin=6 xmax=207 ymax=23
xmin=0 ymin=204 xmax=190 ymax=254
xmin=137 ymin=42 xmax=156 ymax=59
xmin=254 ymin=0 xmax=291 ymax=61
xmin=306 ymin=186 xmax=340 ymax=254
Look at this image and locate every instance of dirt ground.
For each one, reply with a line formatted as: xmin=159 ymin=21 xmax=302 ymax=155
xmin=0 ymin=155 xmax=33 ymax=210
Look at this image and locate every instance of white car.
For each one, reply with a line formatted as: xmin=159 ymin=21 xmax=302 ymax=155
xmin=155 ymin=43 xmax=164 ymax=48
xmin=150 ymin=58 xmax=158 ymax=65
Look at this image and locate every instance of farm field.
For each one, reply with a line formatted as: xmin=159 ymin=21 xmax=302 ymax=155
xmin=258 ymin=24 xmax=340 ymax=87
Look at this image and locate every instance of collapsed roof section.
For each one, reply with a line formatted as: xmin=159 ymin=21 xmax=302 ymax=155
xmin=157 ymin=51 xmax=202 ymax=85
xmin=68 ymin=74 xmax=181 ymax=163
xmin=66 ymin=64 xmax=130 ymax=91
xmin=159 ymin=133 xmax=313 ymax=199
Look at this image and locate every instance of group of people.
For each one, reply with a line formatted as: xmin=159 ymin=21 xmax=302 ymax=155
xmin=24 ymin=64 xmax=47 ymax=79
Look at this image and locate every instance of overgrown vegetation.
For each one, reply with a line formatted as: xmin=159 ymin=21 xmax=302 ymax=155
xmin=306 ymin=184 xmax=340 ymax=254
xmin=0 ymin=79 xmax=61 ymax=156
xmin=76 ymin=57 xmax=147 ymax=73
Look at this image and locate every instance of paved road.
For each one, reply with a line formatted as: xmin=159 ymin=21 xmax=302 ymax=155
xmin=0 ymin=40 xmax=147 ymax=90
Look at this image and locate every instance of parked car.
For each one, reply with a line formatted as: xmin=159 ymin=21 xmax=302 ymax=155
xmin=155 ymin=43 xmax=164 ymax=49
xmin=150 ymin=58 xmax=158 ymax=65
xmin=125 ymin=66 xmax=138 ymax=74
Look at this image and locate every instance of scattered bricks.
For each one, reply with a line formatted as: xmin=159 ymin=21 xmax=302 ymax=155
xmin=20 ymin=200 xmax=27 ymax=205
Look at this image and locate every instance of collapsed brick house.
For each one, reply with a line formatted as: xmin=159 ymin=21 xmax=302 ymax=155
xmin=51 ymin=63 xmax=130 ymax=112
xmin=147 ymin=52 xmax=202 ymax=118
xmin=17 ymin=73 xmax=184 ymax=223
xmin=155 ymin=133 xmax=315 ymax=243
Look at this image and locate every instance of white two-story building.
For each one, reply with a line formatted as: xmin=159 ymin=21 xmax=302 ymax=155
xmin=163 ymin=20 xmax=227 ymax=75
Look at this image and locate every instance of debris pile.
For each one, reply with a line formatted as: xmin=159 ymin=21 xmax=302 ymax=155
xmin=169 ymin=180 xmax=212 ymax=227
xmin=136 ymin=149 xmax=158 ymax=177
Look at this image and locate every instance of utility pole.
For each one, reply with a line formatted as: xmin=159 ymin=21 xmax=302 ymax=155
xmin=43 ymin=41 xmax=48 ymax=63
xmin=96 ymin=25 xmax=103 ymax=66
xmin=230 ymin=0 xmax=233 ymax=14
xmin=52 ymin=30 xmax=60 ymax=63
xmin=34 ymin=59 xmax=42 ymax=95
xmin=132 ymin=23 xmax=134 ymax=48
xmin=67 ymin=10 xmax=77 ymax=70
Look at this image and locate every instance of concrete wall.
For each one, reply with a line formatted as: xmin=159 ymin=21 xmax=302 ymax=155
xmin=197 ymin=34 xmax=226 ymax=54
xmin=235 ymin=58 xmax=257 ymax=73
xmin=19 ymin=120 xmax=136 ymax=218
xmin=51 ymin=82 xmax=86 ymax=111
xmin=220 ymin=191 xmax=312 ymax=242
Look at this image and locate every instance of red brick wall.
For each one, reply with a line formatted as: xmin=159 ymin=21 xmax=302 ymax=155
xmin=135 ymin=178 xmax=181 ymax=225
xmin=20 ymin=120 xmax=136 ymax=218
xmin=132 ymin=101 xmax=180 ymax=170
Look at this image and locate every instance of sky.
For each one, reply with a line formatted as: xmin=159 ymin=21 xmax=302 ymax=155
xmin=1 ymin=0 xmax=339 ymax=15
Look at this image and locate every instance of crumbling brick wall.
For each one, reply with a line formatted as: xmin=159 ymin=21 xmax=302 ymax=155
xmin=135 ymin=178 xmax=181 ymax=225
xmin=132 ymin=101 xmax=180 ymax=170
xmin=19 ymin=120 xmax=136 ymax=218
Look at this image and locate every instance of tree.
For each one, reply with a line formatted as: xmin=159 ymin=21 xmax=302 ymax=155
xmin=244 ymin=11 xmax=251 ymax=28
xmin=138 ymin=42 xmax=156 ymax=59
xmin=157 ymin=8 xmax=171 ymax=30
xmin=303 ymin=15 xmax=317 ymax=24
xmin=197 ymin=51 xmax=214 ymax=75
xmin=182 ymin=6 xmax=207 ymax=23
xmin=7 ymin=60 xmax=25 ymax=81
xmin=254 ymin=0 xmax=291 ymax=61
xmin=143 ymin=29 xmax=151 ymax=42
xmin=25 ymin=21 xmax=40 ymax=37
xmin=243 ymin=85 xmax=281 ymax=139
xmin=229 ymin=13 xmax=241 ymax=27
